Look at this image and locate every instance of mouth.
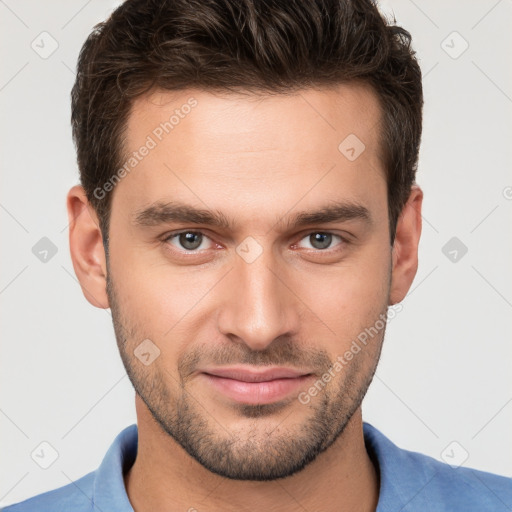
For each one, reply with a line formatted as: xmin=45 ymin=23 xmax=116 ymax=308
xmin=200 ymin=366 xmax=314 ymax=405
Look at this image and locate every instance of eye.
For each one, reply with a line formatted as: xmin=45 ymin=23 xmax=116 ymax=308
xmin=296 ymin=232 xmax=344 ymax=251
xmin=163 ymin=230 xmax=346 ymax=254
xmin=165 ymin=231 xmax=214 ymax=251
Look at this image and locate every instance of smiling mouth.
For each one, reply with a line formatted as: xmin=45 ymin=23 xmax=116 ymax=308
xmin=200 ymin=366 xmax=314 ymax=405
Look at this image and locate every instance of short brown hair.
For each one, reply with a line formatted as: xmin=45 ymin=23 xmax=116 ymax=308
xmin=71 ymin=0 xmax=422 ymax=244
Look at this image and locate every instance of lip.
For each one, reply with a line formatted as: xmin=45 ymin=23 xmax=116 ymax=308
xmin=200 ymin=366 xmax=314 ymax=405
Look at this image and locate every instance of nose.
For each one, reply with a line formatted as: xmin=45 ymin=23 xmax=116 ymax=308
xmin=217 ymin=245 xmax=301 ymax=352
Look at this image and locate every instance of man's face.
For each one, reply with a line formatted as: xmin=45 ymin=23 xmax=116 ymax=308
xmin=106 ymin=85 xmax=392 ymax=480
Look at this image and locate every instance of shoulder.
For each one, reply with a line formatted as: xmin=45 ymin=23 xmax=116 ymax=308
xmin=1 ymin=424 xmax=137 ymax=512
xmin=396 ymin=444 xmax=512 ymax=511
xmin=0 ymin=472 xmax=95 ymax=512
xmin=363 ymin=422 xmax=512 ymax=512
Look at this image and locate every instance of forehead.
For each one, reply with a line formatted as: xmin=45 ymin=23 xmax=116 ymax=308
xmin=126 ymin=84 xmax=383 ymax=157
xmin=113 ymin=84 xmax=386 ymax=231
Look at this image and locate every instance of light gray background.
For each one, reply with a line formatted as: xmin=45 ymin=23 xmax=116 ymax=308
xmin=1 ymin=0 xmax=511 ymax=507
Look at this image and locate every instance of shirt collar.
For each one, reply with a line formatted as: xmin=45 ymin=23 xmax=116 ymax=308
xmin=363 ymin=422 xmax=437 ymax=512
xmin=93 ymin=424 xmax=137 ymax=511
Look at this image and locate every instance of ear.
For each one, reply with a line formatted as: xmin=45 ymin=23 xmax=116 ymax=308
xmin=389 ymin=185 xmax=423 ymax=305
xmin=67 ymin=185 xmax=109 ymax=309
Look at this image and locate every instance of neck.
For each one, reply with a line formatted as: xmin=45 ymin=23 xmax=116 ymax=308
xmin=125 ymin=396 xmax=379 ymax=512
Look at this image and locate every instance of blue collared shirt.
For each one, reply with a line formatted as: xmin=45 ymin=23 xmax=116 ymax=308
xmin=3 ymin=422 xmax=511 ymax=511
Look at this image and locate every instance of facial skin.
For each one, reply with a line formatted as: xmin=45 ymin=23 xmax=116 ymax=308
xmin=67 ymin=84 xmax=422 ymax=511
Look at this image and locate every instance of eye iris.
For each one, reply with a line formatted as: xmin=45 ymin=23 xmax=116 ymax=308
xmin=179 ymin=232 xmax=202 ymax=250
xmin=310 ymin=233 xmax=331 ymax=250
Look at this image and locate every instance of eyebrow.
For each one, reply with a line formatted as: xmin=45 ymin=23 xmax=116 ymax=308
xmin=132 ymin=200 xmax=372 ymax=231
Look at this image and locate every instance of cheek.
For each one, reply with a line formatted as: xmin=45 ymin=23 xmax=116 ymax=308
xmin=291 ymin=247 xmax=391 ymax=356
xmin=108 ymin=243 xmax=222 ymax=344
xmin=297 ymin=249 xmax=390 ymax=313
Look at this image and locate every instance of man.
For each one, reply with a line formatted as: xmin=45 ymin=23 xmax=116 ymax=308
xmin=3 ymin=0 xmax=511 ymax=511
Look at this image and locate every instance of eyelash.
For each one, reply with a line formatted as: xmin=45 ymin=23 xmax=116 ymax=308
xmin=162 ymin=230 xmax=347 ymax=254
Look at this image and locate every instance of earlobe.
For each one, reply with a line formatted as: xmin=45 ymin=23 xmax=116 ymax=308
xmin=67 ymin=185 xmax=110 ymax=309
xmin=389 ymin=185 xmax=423 ymax=305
